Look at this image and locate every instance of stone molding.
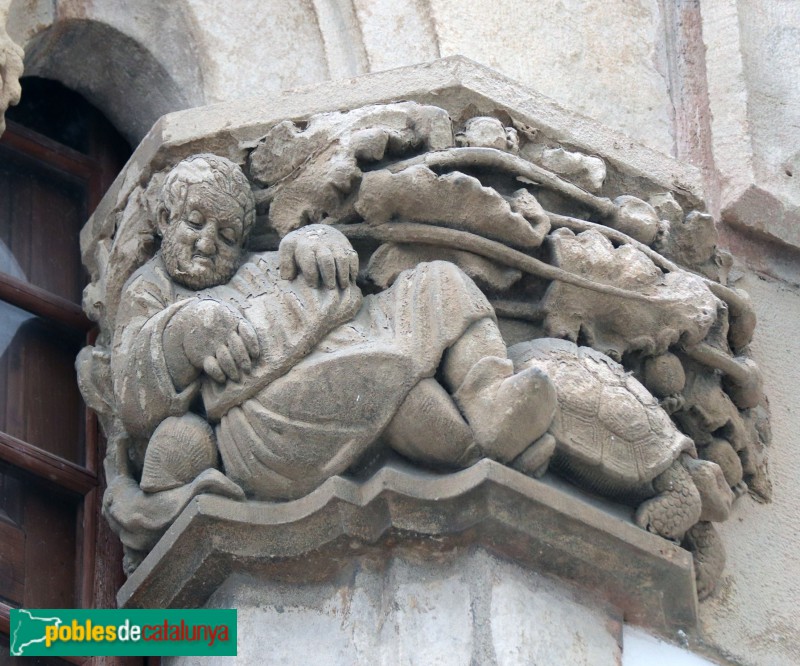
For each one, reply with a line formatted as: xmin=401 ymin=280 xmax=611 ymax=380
xmin=119 ymin=459 xmax=697 ymax=633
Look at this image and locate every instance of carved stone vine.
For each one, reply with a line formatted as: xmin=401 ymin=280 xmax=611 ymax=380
xmin=77 ymin=102 xmax=770 ymax=600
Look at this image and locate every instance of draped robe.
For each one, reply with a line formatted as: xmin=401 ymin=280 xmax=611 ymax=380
xmin=113 ymin=251 xmax=493 ymax=500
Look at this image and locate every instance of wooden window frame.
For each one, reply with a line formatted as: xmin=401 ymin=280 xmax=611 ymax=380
xmin=0 ymin=120 xmax=149 ymax=666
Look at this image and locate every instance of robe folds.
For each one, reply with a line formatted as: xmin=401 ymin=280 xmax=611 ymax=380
xmin=113 ymin=252 xmax=493 ymax=500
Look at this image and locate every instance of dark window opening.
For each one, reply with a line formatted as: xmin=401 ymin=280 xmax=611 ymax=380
xmin=6 ymin=77 xmax=130 ymax=157
xmin=1 ymin=77 xmax=138 ymax=665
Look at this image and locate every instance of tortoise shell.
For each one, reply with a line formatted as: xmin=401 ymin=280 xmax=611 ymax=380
xmin=509 ymin=338 xmax=694 ymax=489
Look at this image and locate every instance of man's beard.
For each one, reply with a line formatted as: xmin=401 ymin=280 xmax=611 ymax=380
xmin=161 ymin=233 xmax=239 ymax=290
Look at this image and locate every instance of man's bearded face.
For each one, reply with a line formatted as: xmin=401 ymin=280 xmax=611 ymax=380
xmin=161 ymin=183 xmax=245 ymax=290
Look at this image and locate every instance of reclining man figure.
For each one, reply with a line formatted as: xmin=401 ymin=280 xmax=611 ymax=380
xmin=112 ymin=153 xmax=556 ymax=503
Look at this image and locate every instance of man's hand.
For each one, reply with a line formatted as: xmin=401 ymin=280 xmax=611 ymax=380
xmin=165 ymin=299 xmax=260 ymax=387
xmin=279 ymin=224 xmax=359 ymax=289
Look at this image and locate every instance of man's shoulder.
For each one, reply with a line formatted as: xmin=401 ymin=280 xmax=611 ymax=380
xmin=121 ymin=253 xmax=175 ymax=302
xmin=241 ymin=249 xmax=280 ymax=271
xmin=230 ymin=250 xmax=281 ymax=287
xmin=126 ymin=254 xmax=167 ymax=282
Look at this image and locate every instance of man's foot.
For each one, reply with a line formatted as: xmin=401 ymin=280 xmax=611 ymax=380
xmin=512 ymin=433 xmax=557 ymax=478
xmin=454 ymin=357 xmax=557 ymax=462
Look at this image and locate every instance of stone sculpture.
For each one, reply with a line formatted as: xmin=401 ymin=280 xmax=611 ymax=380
xmin=77 ymin=102 xmax=770 ymax=599
xmin=509 ymin=338 xmax=734 ymax=597
xmin=0 ymin=2 xmax=23 ymax=135
xmin=102 ymin=152 xmax=557 ymax=570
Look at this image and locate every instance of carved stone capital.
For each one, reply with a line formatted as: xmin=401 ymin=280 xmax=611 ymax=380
xmin=77 ymin=59 xmax=770 ymax=626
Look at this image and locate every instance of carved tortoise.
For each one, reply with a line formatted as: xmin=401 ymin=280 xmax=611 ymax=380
xmin=508 ymin=337 xmax=734 ymax=597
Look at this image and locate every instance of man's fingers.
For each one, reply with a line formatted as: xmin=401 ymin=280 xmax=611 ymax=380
xmin=203 ymin=357 xmax=226 ymax=384
xmin=228 ymin=331 xmax=251 ymax=373
xmin=334 ymin=254 xmax=349 ymax=289
xmin=349 ymin=250 xmax=359 ymax=283
xmin=216 ymin=345 xmax=240 ymax=382
xmin=238 ymin=321 xmax=261 ymax=359
xmin=334 ymin=253 xmax=351 ymax=289
xmin=296 ymin=245 xmax=320 ymax=287
xmin=316 ymin=248 xmax=337 ymax=289
xmin=279 ymin=226 xmax=359 ymax=288
xmin=279 ymin=236 xmax=298 ymax=280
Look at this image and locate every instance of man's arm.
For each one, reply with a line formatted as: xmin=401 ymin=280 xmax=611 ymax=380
xmin=112 ymin=270 xmax=200 ymax=437
xmin=113 ymin=270 xmax=261 ymax=436
xmin=162 ymin=297 xmax=260 ymax=389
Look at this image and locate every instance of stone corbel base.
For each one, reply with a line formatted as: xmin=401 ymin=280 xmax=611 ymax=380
xmin=120 ymin=458 xmax=697 ymax=646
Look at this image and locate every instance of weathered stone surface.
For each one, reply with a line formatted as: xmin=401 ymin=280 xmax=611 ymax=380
xmin=657 ymin=208 xmax=730 ymax=282
xmin=540 ymin=229 xmax=721 ymax=357
xmin=697 ymin=272 xmax=800 ymax=666
xmin=722 ymin=184 xmax=800 ymax=249
xmin=2 ymin=0 xmax=795 ymax=661
xmin=511 ymin=339 xmax=734 ymax=597
xmin=525 ymin=145 xmax=607 ymax=193
xmin=96 ymin=147 xmax=557 ymax=573
xmin=166 ymin=548 xmax=622 ymax=666
xmin=491 ymin=575 xmax=620 ymax=666
xmin=428 ymin=0 xmax=675 ymax=155
xmin=650 ymin=191 xmax=684 ymax=225
xmin=356 ymin=165 xmax=546 ymax=248
xmin=80 ymin=57 xmax=706 ymax=272
xmin=9 ymin=0 xmax=797 ymax=273
xmin=0 ymin=0 xmax=23 ymax=135
xmin=700 ymin=0 xmax=800 ymax=258
xmin=455 ymin=115 xmax=519 ymax=153
xmin=248 ymin=102 xmax=454 ymax=235
xmin=13 ymin=1 xmax=204 ymax=146
xmin=610 ymin=195 xmax=660 ymax=245
xmin=734 ymin=2 xmax=800 ymax=212
xmin=367 ymin=243 xmax=523 ymax=292
xmin=118 ymin=459 xmax=697 ymax=634
xmin=184 ymin=0 xmax=331 ymax=107
xmin=622 ymin=625 xmax=718 ymax=666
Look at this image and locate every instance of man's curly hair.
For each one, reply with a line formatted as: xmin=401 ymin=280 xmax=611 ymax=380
xmin=158 ymin=154 xmax=256 ymax=240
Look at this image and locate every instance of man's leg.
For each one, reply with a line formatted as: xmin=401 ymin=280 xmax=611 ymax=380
xmin=386 ymin=317 xmax=557 ymax=466
xmin=440 ymin=318 xmax=507 ymax=388
xmin=383 ymin=377 xmax=480 ymax=468
xmin=441 ymin=317 xmax=557 ymax=463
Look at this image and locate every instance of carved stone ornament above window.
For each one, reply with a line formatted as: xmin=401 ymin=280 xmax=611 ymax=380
xmin=76 ymin=59 xmax=771 ymax=628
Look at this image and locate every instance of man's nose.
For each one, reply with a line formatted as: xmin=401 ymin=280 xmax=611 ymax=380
xmin=195 ymin=230 xmax=217 ymax=255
